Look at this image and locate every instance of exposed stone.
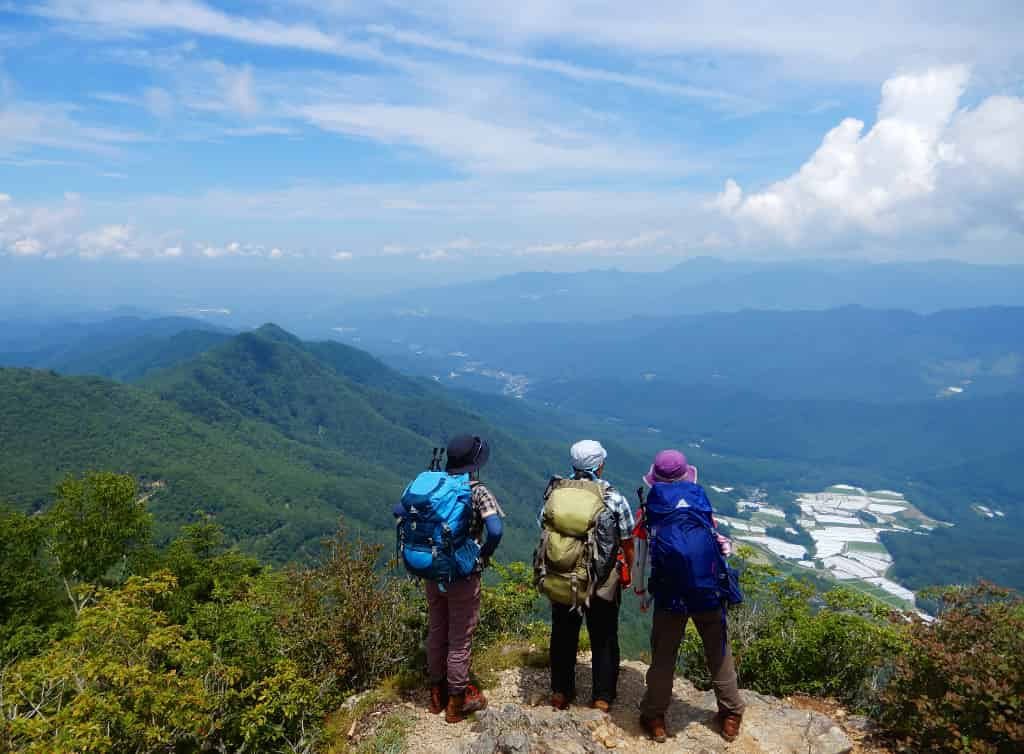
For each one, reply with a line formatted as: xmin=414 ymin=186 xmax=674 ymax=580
xmin=408 ymin=655 xmax=857 ymax=754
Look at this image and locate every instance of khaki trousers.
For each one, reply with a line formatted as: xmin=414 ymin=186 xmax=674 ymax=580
xmin=640 ymin=607 xmax=745 ymax=718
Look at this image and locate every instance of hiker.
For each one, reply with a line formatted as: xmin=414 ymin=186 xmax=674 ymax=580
xmin=635 ymin=449 xmax=745 ymax=743
xmin=395 ymin=435 xmax=505 ymax=723
xmin=534 ymin=440 xmax=635 ymax=713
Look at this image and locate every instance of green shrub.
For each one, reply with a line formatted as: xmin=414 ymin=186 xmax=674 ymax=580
xmin=1 ymin=573 xmax=220 ymax=753
xmin=276 ymin=523 xmax=427 ymax=700
xmin=878 ymin=583 xmax=1024 ymax=754
xmin=477 ymin=561 xmax=543 ymax=648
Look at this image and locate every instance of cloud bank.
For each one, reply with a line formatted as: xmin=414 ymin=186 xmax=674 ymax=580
xmin=712 ymin=67 xmax=1024 ymax=247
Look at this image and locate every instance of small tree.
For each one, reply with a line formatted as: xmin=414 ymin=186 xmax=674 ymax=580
xmin=46 ymin=472 xmax=151 ymax=615
xmin=879 ymin=583 xmax=1024 ymax=753
xmin=0 ymin=509 xmax=68 ymax=662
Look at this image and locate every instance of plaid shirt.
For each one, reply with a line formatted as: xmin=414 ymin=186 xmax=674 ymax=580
xmin=469 ymin=481 xmax=504 ymax=544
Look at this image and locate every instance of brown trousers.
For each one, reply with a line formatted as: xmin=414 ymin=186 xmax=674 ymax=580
xmin=424 ymin=574 xmax=482 ymax=695
xmin=640 ymin=607 xmax=745 ymax=718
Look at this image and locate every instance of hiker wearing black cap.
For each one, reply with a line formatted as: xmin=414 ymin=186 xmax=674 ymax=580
xmin=394 ymin=434 xmax=505 ymax=723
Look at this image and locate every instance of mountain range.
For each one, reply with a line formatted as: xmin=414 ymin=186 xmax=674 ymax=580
xmin=1 ymin=313 xmax=1021 ymax=593
xmin=331 ymin=258 xmax=1024 ymax=324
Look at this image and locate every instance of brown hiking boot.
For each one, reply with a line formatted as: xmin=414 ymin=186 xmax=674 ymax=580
xmin=640 ymin=715 xmax=668 ymax=743
xmin=445 ymin=693 xmax=466 ymax=723
xmin=551 ymin=692 xmax=570 ymax=710
xmin=445 ymin=686 xmax=488 ymax=723
xmin=463 ymin=685 xmax=488 ymax=715
xmin=718 ymin=712 xmax=742 ymax=742
xmin=429 ymin=684 xmax=447 ymax=715
xmin=591 ymin=699 xmax=611 ymax=714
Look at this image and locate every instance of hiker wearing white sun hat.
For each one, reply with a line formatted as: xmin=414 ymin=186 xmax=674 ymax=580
xmin=535 ymin=440 xmax=635 ymax=714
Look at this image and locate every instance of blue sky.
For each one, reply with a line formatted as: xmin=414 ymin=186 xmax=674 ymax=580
xmin=1 ymin=1 xmax=1023 ymax=288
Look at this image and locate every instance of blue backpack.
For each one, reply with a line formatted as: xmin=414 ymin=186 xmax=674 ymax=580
xmin=644 ymin=481 xmax=742 ymax=614
xmin=397 ymin=471 xmax=480 ymax=588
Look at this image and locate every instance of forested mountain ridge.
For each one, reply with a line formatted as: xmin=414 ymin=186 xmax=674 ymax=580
xmin=2 ymin=316 xmax=1022 ymax=593
xmin=0 ymin=325 xmax=648 ymax=563
xmin=0 ymin=316 xmax=229 ymax=380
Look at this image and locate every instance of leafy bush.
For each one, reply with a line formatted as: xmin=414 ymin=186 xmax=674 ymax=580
xmin=1 ymin=573 xmax=221 ymax=753
xmin=476 ymin=561 xmax=543 ymax=648
xmin=277 ymin=524 xmax=427 ymax=699
xmin=878 ymin=583 xmax=1024 ymax=754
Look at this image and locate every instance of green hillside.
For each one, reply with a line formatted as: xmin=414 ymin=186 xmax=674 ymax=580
xmin=0 ymin=326 xmax=633 ymax=564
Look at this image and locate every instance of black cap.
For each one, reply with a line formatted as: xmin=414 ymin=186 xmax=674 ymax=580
xmin=445 ymin=434 xmax=491 ymax=475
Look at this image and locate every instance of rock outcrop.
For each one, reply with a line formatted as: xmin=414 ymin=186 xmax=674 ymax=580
xmin=394 ymin=658 xmax=859 ymax=754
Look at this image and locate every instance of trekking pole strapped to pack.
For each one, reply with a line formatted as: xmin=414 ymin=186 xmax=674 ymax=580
xmin=632 ymin=486 xmax=651 ymax=611
xmin=396 ymin=449 xmax=478 ymax=590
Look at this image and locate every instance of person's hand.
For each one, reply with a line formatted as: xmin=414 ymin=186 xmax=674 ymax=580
xmin=478 ymin=555 xmax=491 ymax=569
xmin=617 ymin=552 xmax=632 ymax=587
xmin=716 ymin=534 xmax=732 ymax=557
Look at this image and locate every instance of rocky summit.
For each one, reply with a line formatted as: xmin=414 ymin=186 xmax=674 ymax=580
xmin=388 ymin=658 xmax=860 ymax=754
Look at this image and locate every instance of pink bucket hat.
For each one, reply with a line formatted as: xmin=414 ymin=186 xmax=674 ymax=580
xmin=643 ymin=449 xmax=697 ymax=487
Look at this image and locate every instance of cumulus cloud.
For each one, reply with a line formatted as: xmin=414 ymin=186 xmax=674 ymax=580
xmin=1 ymin=193 xmax=291 ymax=260
xmin=78 ymin=223 xmax=137 ymax=258
xmin=713 ymin=66 xmax=1024 ymax=247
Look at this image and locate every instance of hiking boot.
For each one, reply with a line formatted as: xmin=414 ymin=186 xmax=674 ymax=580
xmin=463 ymin=685 xmax=488 ymax=715
xmin=551 ymin=692 xmax=570 ymax=710
xmin=591 ymin=699 xmax=611 ymax=714
xmin=718 ymin=712 xmax=742 ymax=742
xmin=429 ymin=684 xmax=447 ymax=715
xmin=445 ymin=686 xmax=488 ymax=723
xmin=640 ymin=715 xmax=668 ymax=743
xmin=445 ymin=693 xmax=466 ymax=724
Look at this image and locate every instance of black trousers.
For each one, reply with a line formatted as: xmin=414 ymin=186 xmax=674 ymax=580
xmin=549 ymin=596 xmax=620 ymax=703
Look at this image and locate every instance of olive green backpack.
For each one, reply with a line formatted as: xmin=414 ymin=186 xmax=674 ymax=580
xmin=534 ymin=478 xmax=617 ymax=609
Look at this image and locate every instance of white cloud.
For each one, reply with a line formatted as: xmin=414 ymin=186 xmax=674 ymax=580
xmin=713 ymin=66 xmax=1024 ymax=246
xmin=331 ymin=250 xmax=353 ymax=260
xmin=523 ymin=231 xmax=667 ymax=255
xmin=11 ymin=238 xmax=42 ymax=256
xmin=367 ymin=25 xmax=743 ymax=106
xmin=35 ymin=0 xmax=378 ymax=59
xmin=0 ymin=192 xmax=302 ymax=260
xmin=0 ymin=100 xmax=148 ymax=156
xmin=78 ymin=223 xmax=136 ymax=258
xmin=299 ymin=103 xmax=674 ymax=174
xmin=384 ymin=2 xmax=1023 ymax=82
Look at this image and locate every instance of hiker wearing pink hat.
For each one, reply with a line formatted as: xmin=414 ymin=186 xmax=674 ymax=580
xmin=642 ymin=449 xmax=697 ymax=487
xmin=634 ymin=449 xmax=744 ymax=744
